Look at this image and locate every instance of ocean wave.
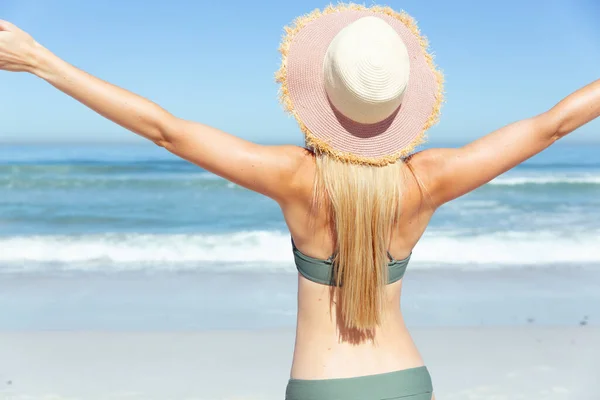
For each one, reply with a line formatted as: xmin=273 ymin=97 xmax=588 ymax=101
xmin=1 ymin=230 xmax=599 ymax=273
xmin=489 ymin=175 xmax=600 ymax=186
xmin=0 ymin=171 xmax=241 ymax=190
xmin=0 ymin=231 xmax=292 ymax=271
xmin=0 ymin=161 xmax=197 ymax=174
xmin=4 ymin=172 xmax=600 ymax=192
xmin=4 ymin=162 xmax=600 ymax=190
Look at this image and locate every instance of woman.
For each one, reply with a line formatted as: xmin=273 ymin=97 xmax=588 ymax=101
xmin=0 ymin=3 xmax=598 ymax=400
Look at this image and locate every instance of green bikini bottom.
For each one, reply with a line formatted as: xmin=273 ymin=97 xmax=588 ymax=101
xmin=285 ymin=366 xmax=433 ymax=400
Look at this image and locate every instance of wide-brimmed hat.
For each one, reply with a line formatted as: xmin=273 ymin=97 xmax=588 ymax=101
xmin=275 ymin=3 xmax=444 ymax=166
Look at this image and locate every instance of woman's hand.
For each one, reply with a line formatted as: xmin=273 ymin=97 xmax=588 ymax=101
xmin=0 ymin=20 xmax=40 ymax=73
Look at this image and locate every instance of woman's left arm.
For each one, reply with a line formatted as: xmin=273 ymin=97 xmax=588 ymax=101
xmin=0 ymin=21 xmax=304 ymax=203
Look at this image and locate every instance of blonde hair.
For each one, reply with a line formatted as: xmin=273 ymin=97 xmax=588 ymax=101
xmin=313 ymin=151 xmax=407 ymax=331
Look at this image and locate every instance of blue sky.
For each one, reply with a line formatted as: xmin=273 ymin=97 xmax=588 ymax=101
xmin=0 ymin=0 xmax=598 ymax=145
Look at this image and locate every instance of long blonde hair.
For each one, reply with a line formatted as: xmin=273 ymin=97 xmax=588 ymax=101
xmin=313 ymin=150 xmax=409 ymax=331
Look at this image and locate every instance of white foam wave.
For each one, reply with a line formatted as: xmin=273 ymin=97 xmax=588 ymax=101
xmin=489 ymin=175 xmax=600 ymax=186
xmin=1 ymin=230 xmax=600 ymax=273
xmin=416 ymin=231 xmax=600 ymax=265
xmin=0 ymin=231 xmax=291 ymax=265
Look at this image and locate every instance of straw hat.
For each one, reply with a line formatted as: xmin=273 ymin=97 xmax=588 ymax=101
xmin=275 ymin=3 xmax=444 ymax=166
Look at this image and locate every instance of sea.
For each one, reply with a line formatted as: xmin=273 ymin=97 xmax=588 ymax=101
xmin=1 ymin=142 xmax=599 ymax=330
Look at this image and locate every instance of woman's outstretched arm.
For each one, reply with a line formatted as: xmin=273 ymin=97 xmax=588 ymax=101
xmin=413 ymin=78 xmax=600 ymax=208
xmin=0 ymin=21 xmax=305 ymax=203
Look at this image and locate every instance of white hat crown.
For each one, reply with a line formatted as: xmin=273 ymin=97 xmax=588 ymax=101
xmin=323 ymin=16 xmax=410 ymax=124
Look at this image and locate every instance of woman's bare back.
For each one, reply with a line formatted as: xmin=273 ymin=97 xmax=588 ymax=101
xmin=282 ymin=149 xmax=437 ymax=379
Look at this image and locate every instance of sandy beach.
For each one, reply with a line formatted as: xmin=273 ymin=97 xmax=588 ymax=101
xmin=0 ymin=326 xmax=597 ymax=400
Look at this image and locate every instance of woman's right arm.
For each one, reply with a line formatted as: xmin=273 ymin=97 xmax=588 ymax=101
xmin=415 ymin=79 xmax=600 ymax=208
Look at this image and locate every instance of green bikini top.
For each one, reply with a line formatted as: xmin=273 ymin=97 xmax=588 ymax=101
xmin=291 ymin=238 xmax=412 ymax=286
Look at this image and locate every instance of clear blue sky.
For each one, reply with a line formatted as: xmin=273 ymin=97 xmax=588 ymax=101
xmin=1 ymin=0 xmax=599 ymax=145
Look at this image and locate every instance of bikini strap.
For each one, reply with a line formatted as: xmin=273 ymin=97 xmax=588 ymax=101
xmin=387 ymin=251 xmax=396 ymax=262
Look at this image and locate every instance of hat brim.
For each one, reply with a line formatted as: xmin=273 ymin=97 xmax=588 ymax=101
xmin=275 ymin=3 xmax=444 ymax=166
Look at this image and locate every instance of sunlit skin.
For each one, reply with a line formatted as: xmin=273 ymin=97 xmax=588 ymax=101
xmin=1 ymin=20 xmax=599 ymax=400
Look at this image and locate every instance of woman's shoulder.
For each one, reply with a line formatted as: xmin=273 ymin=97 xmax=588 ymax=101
xmin=280 ymin=145 xmax=316 ymax=172
xmin=267 ymin=145 xmax=316 ymax=203
xmin=403 ymin=148 xmax=448 ymax=209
